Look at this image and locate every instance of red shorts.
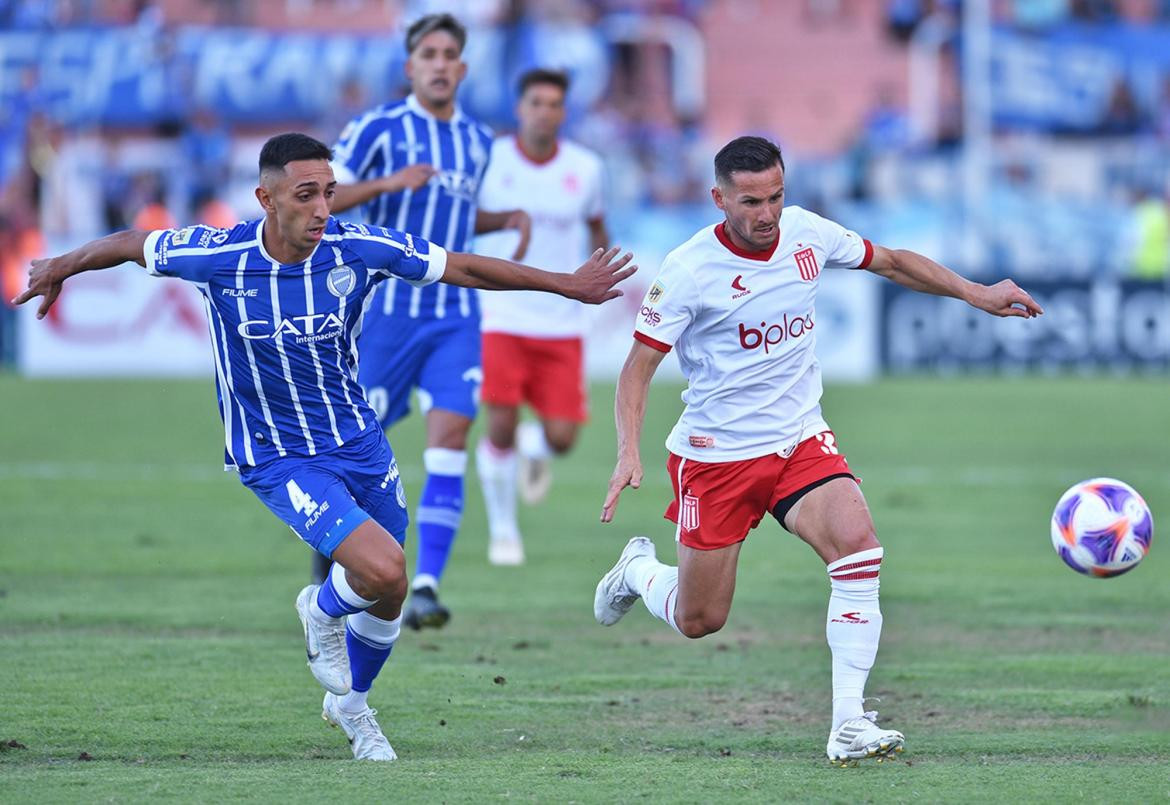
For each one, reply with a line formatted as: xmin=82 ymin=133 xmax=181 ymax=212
xmin=481 ymin=333 xmax=588 ymax=422
xmin=664 ymin=431 xmax=857 ymax=551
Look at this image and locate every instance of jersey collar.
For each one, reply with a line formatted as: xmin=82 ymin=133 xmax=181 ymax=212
xmin=256 ymin=217 xmax=326 ymax=266
xmin=714 ymin=222 xmax=779 ymax=261
xmin=514 ymin=135 xmax=559 ymax=166
xmin=406 ymin=93 xmax=464 ymax=125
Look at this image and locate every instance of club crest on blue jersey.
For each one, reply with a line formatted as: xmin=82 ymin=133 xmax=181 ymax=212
xmin=327 ymin=265 xmax=357 ymax=298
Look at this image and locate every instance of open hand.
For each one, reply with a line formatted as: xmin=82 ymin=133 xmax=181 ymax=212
xmin=973 ymin=279 xmax=1044 ymax=318
xmin=572 ymin=247 xmax=637 ymax=305
xmin=12 ymin=257 xmax=66 ymax=319
xmin=601 ymin=453 xmax=643 ymax=523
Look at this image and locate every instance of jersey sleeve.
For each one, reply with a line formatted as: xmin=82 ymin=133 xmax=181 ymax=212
xmin=810 ymin=212 xmax=874 ymax=270
xmin=331 ymin=111 xmax=385 ymax=184
xmin=142 ymin=226 xmax=230 ymax=283
xmin=631 ymin=258 xmax=699 ymax=353
xmin=342 ymin=222 xmax=447 ymax=288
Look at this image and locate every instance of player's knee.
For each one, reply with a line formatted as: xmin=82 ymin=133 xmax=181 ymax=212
xmin=545 ymin=425 xmax=577 ymax=455
xmin=355 ymin=553 xmax=407 ymax=602
xmin=676 ymin=609 xmax=728 ymax=639
xmin=838 ymin=527 xmax=880 ymax=559
xmin=546 ymin=431 xmax=575 ymax=455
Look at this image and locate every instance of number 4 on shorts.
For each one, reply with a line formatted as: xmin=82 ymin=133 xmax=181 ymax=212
xmin=286 ymin=479 xmax=319 ymax=515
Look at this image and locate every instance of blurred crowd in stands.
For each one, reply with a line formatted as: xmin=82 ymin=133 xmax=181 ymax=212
xmin=3 ymin=0 xmax=1170 ymax=365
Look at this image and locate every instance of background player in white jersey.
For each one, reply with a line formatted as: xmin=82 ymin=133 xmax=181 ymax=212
xmin=475 ymin=68 xmax=609 ymax=566
xmin=593 ymin=136 xmax=1043 ymax=764
xmin=322 ymin=14 xmax=533 ymax=628
xmin=14 ymin=133 xmax=635 ymax=762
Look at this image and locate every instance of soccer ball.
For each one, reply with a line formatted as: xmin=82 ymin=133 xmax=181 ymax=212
xmin=1050 ymin=478 xmax=1153 ymax=578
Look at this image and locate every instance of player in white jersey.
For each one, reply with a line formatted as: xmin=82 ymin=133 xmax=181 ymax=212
xmin=593 ymin=136 xmax=1043 ymax=764
xmin=15 ymin=132 xmax=636 ymax=761
xmin=475 ymin=68 xmax=609 ymax=565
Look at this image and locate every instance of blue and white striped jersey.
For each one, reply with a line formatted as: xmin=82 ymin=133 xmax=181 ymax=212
xmin=143 ymin=217 xmax=447 ymax=468
xmin=332 ymin=94 xmax=493 ymax=321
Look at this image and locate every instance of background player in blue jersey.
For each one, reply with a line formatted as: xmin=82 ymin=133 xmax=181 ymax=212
xmin=325 ymin=14 xmax=531 ymax=629
xmin=14 ymin=133 xmax=635 ymax=761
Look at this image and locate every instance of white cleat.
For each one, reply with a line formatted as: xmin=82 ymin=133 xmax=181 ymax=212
xmin=826 ymin=711 xmax=905 ymax=765
xmin=295 ymin=585 xmax=351 ymax=695
xmin=322 ymin=693 xmax=397 ymax=761
xmin=517 ymin=422 xmax=553 ymax=504
xmin=488 ymin=535 xmax=526 ymax=566
xmin=593 ymin=536 xmax=656 ymax=626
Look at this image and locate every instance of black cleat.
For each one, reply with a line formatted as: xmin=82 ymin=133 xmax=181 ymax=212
xmin=403 ymin=586 xmax=451 ymax=631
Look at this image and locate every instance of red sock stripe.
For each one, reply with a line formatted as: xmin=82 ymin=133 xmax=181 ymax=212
xmin=831 ymin=570 xmax=880 ymax=581
xmin=663 ymin=584 xmax=678 ymax=623
xmin=829 ymin=556 xmax=882 ymax=574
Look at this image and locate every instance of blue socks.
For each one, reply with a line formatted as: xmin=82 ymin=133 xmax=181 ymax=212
xmin=413 ymin=448 xmax=467 ymax=590
xmin=345 ymin=611 xmax=402 ymax=695
xmin=314 ymin=561 xmax=374 ymax=618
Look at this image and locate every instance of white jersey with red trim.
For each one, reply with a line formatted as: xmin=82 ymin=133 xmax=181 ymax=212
xmin=476 ymin=136 xmax=605 ymax=338
xmin=633 ymin=205 xmax=873 ymax=462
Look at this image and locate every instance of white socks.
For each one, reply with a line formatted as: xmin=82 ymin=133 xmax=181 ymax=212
xmin=476 ymin=439 xmax=519 ymax=540
xmin=628 ymin=555 xmax=683 ymax=635
xmin=825 ymin=547 xmax=884 ymax=729
xmin=517 ymin=421 xmax=552 ymax=461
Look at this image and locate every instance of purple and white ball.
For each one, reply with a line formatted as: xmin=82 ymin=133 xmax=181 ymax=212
xmin=1050 ymin=478 xmax=1153 ymax=578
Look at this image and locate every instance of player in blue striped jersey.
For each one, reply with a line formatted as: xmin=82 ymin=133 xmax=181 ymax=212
xmin=326 ymin=14 xmax=533 ymax=629
xmin=15 ymin=133 xmax=635 ymax=760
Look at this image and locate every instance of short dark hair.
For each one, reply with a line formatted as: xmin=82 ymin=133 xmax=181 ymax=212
xmin=714 ymin=136 xmax=785 ymax=185
xmin=517 ymin=68 xmax=570 ymax=98
xmin=406 ymin=13 xmax=466 ymax=54
xmin=259 ymin=133 xmax=332 ymax=176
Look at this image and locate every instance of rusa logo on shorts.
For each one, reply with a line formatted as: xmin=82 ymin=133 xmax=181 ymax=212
xmin=737 ymin=313 xmax=815 ymax=354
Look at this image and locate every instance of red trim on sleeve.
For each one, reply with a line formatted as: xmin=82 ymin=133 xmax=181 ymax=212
xmin=857 ymin=238 xmax=874 ymax=269
xmin=714 ymin=222 xmax=779 ymax=261
xmin=633 ymin=331 xmax=672 ymax=353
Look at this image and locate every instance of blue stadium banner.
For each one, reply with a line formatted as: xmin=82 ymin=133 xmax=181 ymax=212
xmin=0 ymin=28 xmax=406 ymax=125
xmin=989 ymin=25 xmax=1170 ymax=132
xmin=882 ymin=280 xmax=1170 ymax=371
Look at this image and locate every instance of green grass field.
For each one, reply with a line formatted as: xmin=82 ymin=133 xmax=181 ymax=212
xmin=1 ymin=375 xmax=1168 ymax=802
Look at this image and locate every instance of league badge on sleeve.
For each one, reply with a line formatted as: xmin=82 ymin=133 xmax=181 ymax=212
xmin=646 ymin=281 xmax=665 ymax=304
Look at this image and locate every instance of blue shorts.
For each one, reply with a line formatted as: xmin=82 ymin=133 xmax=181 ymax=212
xmin=358 ymin=313 xmax=482 ymax=427
xmin=239 ymin=425 xmax=408 ymax=558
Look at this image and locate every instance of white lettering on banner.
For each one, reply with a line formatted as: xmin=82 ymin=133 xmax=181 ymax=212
xmin=884 ymin=281 xmax=1170 ymax=370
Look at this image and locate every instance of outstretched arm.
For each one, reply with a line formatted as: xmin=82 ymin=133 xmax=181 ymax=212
xmin=331 ymin=165 xmax=436 ymax=213
xmin=441 ymin=246 xmax=636 ymax=304
xmin=865 ymin=245 xmax=1043 ymax=318
xmin=12 ymin=230 xmax=150 ymax=319
xmin=601 ymin=341 xmax=667 ymax=523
